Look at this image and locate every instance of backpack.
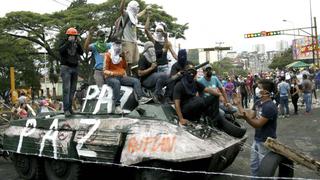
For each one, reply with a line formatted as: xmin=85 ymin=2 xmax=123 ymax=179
xmin=107 ymin=14 xmax=130 ymax=43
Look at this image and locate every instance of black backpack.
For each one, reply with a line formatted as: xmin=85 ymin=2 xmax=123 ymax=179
xmin=107 ymin=14 xmax=130 ymax=43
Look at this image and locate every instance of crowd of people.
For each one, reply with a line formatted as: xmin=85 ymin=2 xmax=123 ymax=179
xmin=3 ymin=0 xmax=319 ymax=177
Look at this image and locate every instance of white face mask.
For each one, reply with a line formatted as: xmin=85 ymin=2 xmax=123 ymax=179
xmin=144 ymin=47 xmax=156 ymax=63
xmin=111 ymin=43 xmax=122 ymax=64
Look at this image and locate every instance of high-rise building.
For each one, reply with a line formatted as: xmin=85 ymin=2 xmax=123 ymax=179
xmin=252 ymin=44 xmax=265 ymax=54
xmin=276 ymin=40 xmax=289 ymax=51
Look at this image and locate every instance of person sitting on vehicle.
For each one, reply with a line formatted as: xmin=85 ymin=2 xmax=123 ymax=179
xmin=145 ymin=14 xmax=177 ymax=73
xmin=84 ymin=28 xmax=111 ymax=88
xmin=39 ymin=100 xmax=50 ymax=113
xmin=165 ymin=49 xmax=192 ymax=103
xmin=173 ymin=67 xmax=221 ymax=126
xmin=233 ymin=79 xmax=278 ymax=177
xmin=198 ymin=64 xmax=231 ymax=107
xmin=138 ymin=41 xmax=169 ymax=103
xmin=104 ymin=42 xmax=151 ymax=114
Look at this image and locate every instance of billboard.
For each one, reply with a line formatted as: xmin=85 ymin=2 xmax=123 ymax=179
xmin=292 ymin=36 xmax=320 ymax=60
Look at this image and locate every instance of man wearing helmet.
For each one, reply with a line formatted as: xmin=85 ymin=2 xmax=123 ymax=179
xmin=84 ymin=27 xmax=111 ymax=88
xmin=59 ymin=27 xmax=84 ymax=117
xmin=120 ymin=0 xmax=150 ymax=75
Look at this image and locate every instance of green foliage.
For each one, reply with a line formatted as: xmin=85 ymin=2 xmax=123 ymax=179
xmin=212 ymin=57 xmax=248 ymax=77
xmin=0 ymin=35 xmax=42 ymax=94
xmin=268 ymin=48 xmax=293 ymax=70
xmin=0 ymin=0 xmax=187 ymax=84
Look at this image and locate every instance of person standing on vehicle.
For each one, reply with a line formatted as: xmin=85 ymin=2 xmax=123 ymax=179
xmin=120 ymin=0 xmax=150 ymax=75
xmin=234 ymin=79 xmax=278 ymax=177
xmin=138 ymin=41 xmax=169 ymax=103
xmin=59 ymin=27 xmax=84 ymax=117
xmin=145 ymin=14 xmax=177 ymax=73
xmin=84 ymin=28 xmax=111 ymax=88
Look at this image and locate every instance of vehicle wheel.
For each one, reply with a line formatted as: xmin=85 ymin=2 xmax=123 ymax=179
xmin=257 ymin=151 xmax=294 ymax=177
xmin=44 ymin=158 xmax=80 ymax=180
xmin=13 ymin=153 xmax=44 ymax=180
xmin=219 ymin=117 xmax=246 ymax=138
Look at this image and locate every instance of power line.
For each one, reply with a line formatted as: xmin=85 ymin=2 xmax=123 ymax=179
xmin=51 ymin=0 xmax=68 ymax=7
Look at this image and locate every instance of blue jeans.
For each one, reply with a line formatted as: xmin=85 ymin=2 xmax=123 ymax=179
xmin=250 ymin=140 xmax=270 ymax=178
xmin=105 ymin=76 xmax=143 ymax=106
xmin=141 ymin=72 xmax=169 ymax=96
xmin=303 ymin=93 xmax=312 ymax=112
xmin=279 ymin=96 xmax=289 ymax=115
xmin=61 ymin=65 xmax=78 ymax=112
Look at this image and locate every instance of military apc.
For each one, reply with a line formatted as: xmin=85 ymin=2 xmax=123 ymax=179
xmin=0 ymin=84 xmax=247 ymax=180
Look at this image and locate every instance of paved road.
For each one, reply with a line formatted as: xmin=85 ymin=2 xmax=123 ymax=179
xmin=1 ymin=104 xmax=320 ymax=179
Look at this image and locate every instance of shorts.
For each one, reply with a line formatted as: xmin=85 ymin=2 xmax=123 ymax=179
xmin=121 ymin=41 xmax=139 ymax=65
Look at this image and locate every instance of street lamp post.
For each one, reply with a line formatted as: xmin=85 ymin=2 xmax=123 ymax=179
xmin=282 ymin=19 xmax=296 ymax=40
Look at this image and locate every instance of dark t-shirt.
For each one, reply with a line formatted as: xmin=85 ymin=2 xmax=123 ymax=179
xmin=138 ymin=55 xmax=156 ymax=82
xmin=170 ymin=62 xmax=191 ymax=77
xmin=154 ymin=41 xmax=168 ymax=65
xmin=253 ymin=100 xmax=278 ymax=142
xmin=173 ymin=81 xmax=205 ymax=106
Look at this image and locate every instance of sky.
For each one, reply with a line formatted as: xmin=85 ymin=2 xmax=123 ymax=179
xmin=1 ymin=0 xmax=320 ymax=52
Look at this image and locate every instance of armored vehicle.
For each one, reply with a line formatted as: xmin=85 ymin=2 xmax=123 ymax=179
xmin=0 ymin=84 xmax=247 ymax=180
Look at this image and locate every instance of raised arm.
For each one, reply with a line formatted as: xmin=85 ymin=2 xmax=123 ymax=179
xmin=120 ymin=0 xmax=126 ymax=15
xmin=144 ymin=14 xmax=155 ymax=43
xmin=84 ymin=28 xmax=94 ymax=53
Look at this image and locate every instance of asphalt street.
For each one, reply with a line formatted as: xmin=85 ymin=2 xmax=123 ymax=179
xmin=0 ymin=100 xmax=319 ymax=180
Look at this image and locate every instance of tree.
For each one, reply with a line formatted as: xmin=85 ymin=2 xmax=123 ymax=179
xmin=0 ymin=35 xmax=42 ymax=96
xmin=0 ymin=0 xmax=187 ymax=84
xmin=268 ymin=48 xmax=293 ymax=70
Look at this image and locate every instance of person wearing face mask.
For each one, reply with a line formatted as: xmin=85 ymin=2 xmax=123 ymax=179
xmin=120 ymin=0 xmax=150 ymax=75
xmin=173 ymin=67 xmax=221 ymax=126
xmin=59 ymin=27 xmax=84 ymax=117
xmin=164 ymin=49 xmax=192 ymax=103
xmin=84 ymin=28 xmax=111 ymax=88
xmin=198 ymin=64 xmax=229 ymax=105
xmin=145 ymin=14 xmax=178 ymax=74
xmin=104 ymin=42 xmax=151 ymax=114
xmin=233 ymin=79 xmax=278 ymax=177
xmin=138 ymin=41 xmax=169 ymax=103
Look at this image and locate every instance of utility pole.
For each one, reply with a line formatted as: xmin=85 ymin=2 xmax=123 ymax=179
xmin=309 ymin=0 xmax=316 ymax=64
xmin=314 ymin=17 xmax=319 ymax=67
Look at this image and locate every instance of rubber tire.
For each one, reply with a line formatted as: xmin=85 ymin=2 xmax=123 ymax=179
xmin=219 ymin=117 xmax=247 ymax=138
xmin=44 ymin=158 xmax=80 ymax=180
xmin=257 ymin=151 xmax=294 ymax=177
xmin=13 ymin=153 xmax=44 ymax=180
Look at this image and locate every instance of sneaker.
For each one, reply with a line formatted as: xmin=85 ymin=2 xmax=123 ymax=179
xmin=64 ymin=111 xmax=72 ymax=117
xmin=285 ymin=114 xmax=289 ymax=118
xmin=114 ymin=106 xmax=123 ymax=114
xmin=138 ymin=97 xmax=152 ymax=105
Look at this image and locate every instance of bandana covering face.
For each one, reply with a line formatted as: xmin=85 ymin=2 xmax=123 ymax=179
xmin=143 ymin=41 xmax=156 ymax=63
xmin=126 ymin=1 xmax=140 ymax=25
xmin=95 ymin=40 xmax=108 ymax=53
xmin=178 ymin=49 xmax=187 ymax=68
xmin=110 ymin=43 xmax=122 ymax=64
xmin=181 ymin=70 xmax=197 ymax=96
xmin=153 ymin=23 xmax=165 ymax=42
